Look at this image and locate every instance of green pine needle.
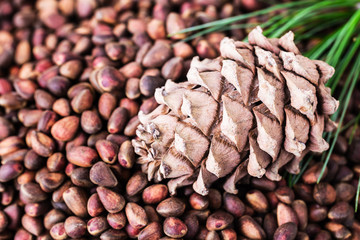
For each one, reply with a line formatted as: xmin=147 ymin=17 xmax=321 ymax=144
xmin=356 ymin=175 xmax=360 ymax=212
xmin=349 ymin=113 xmax=360 ymax=145
xmin=340 ymin=113 xmax=360 ymax=135
xmin=167 ymin=0 xmax=313 ymax=37
xmin=317 ymin=36 xmax=360 ymax=183
xmin=326 ymin=9 xmax=360 ymax=67
xmin=174 ymin=0 xmax=358 ymax=40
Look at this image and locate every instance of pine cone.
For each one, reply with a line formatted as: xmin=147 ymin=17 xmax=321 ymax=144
xmin=132 ymin=26 xmax=339 ymax=196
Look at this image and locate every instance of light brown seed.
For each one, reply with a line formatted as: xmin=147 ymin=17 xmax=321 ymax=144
xmin=63 ymin=187 xmax=88 ymax=217
xmin=206 ymin=210 xmax=234 ymax=231
xmin=14 ymin=228 xmax=33 ymax=240
xmin=277 ymin=202 xmax=299 ymax=226
xmin=246 ymin=189 xmax=269 ymax=213
xmin=0 ymin=162 xmax=23 ymax=182
xmin=313 ymin=183 xmax=336 ymax=205
xmin=302 ymin=163 xmax=327 ymax=184
xmin=98 ymin=92 xmax=117 ymax=120
xmin=97 ymin=186 xmax=126 ymax=213
xmin=119 ymin=98 xmax=139 ymax=118
xmin=59 ymin=60 xmax=83 ymax=79
xmin=87 ymin=216 xmax=109 ymax=236
xmin=125 ymin=223 xmax=141 ymax=238
xmin=163 ymin=217 xmax=188 ymax=238
xmin=273 ymin=222 xmax=298 ymax=240
xmin=37 ymin=110 xmax=58 ymax=133
xmin=142 ymin=40 xmax=173 ymax=68
xmin=90 ymin=161 xmax=118 ymax=187
xmin=166 ymin=13 xmax=186 ymax=40
xmin=147 ymin=19 xmax=166 ymax=40
xmin=50 ymin=222 xmax=67 ymax=240
xmin=142 ymin=184 xmax=168 ymax=204
xmin=118 ymin=140 xmax=135 ymax=168
xmin=208 ymin=189 xmax=222 ymax=209
xmin=173 ymin=42 xmax=194 ymax=59
xmin=325 ymin=222 xmax=351 ymax=239
xmin=64 ymin=216 xmax=86 ymax=238
xmin=309 ymin=204 xmax=328 ymax=222
xmin=328 ymin=201 xmax=351 ymax=222
xmin=51 ymin=116 xmax=79 ymax=141
xmin=0 ymin=92 xmax=26 ymax=110
xmin=189 ymin=192 xmax=209 ymax=210
xmin=4 ymin=203 xmax=21 ymax=230
xmin=30 ymin=131 xmax=55 ymax=157
xmin=220 ymin=228 xmax=237 ymax=240
xmin=34 ymin=89 xmax=55 ymax=110
xmin=125 ymin=202 xmax=148 ymax=229
xmin=15 ymin=40 xmax=31 ymax=65
xmin=275 ymin=186 xmax=295 ymax=204
xmin=238 ymin=215 xmax=266 ymax=240
xmin=66 ymin=146 xmax=98 ymax=167
xmin=52 ymin=98 xmax=71 ymax=117
xmin=156 ymin=197 xmax=186 ymax=217
xmin=292 ymin=200 xmax=308 ymax=231
xmin=125 ymin=78 xmax=141 ymax=100
xmin=0 ymin=210 xmax=8 ymax=232
xmin=107 ymin=212 xmax=126 ymax=230
xmin=95 ymin=139 xmax=119 ymax=164
xmin=223 ymin=193 xmax=246 ymax=217
xmin=100 ymin=229 xmax=128 ymax=240
xmin=14 ymin=79 xmax=37 ymax=100
xmin=70 ymin=167 xmax=93 ymax=188
xmin=96 ymin=66 xmax=126 ymax=92
xmin=21 ymin=214 xmax=43 ymax=236
xmin=139 ymin=75 xmax=166 ymax=97
xmin=81 ymin=110 xmax=102 ymax=134
xmin=161 ymin=57 xmax=184 ymax=81
xmin=18 ymin=109 xmax=43 ymax=127
xmin=20 ymin=182 xmax=48 ymax=203
xmin=120 ymin=62 xmax=143 ymax=79
xmin=108 ymin=107 xmax=128 ymax=134
xmin=71 ymin=88 xmax=94 ymax=113
xmin=44 ymin=209 xmax=66 ymax=230
xmin=88 ymin=193 xmax=106 ymax=217
xmin=263 ymin=213 xmax=277 ymax=239
xmin=126 ymin=171 xmax=148 ymax=197
xmin=47 ymin=152 xmax=66 ymax=172
xmin=37 ymin=172 xmax=65 ymax=192
xmin=105 ymin=42 xmax=125 ymax=61
xmin=138 ymin=222 xmax=162 ymax=240
xmin=0 ymin=136 xmax=25 ymax=156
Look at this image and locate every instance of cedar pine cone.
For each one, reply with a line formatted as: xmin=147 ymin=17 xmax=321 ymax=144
xmin=132 ymin=26 xmax=339 ymax=196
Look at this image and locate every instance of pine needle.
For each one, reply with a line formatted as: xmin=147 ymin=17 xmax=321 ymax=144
xmin=317 ymin=36 xmax=360 ymax=183
xmin=167 ymin=0 xmax=312 ymax=37
xmin=326 ymin=9 xmax=360 ymax=67
xmin=269 ymin=0 xmax=355 ymax=38
xmin=356 ymin=175 xmax=360 ymax=212
xmin=349 ymin=113 xmax=360 ymax=145
xmin=175 ymin=0 xmax=358 ymax=40
xmin=340 ymin=114 xmax=360 ymax=134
